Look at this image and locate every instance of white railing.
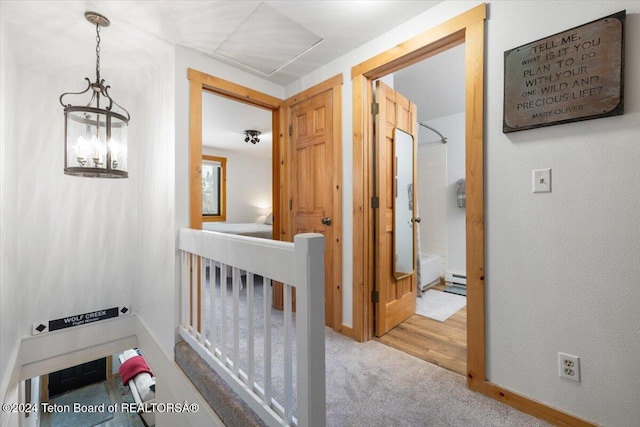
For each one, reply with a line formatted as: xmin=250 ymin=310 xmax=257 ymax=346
xmin=178 ymin=228 xmax=326 ymax=427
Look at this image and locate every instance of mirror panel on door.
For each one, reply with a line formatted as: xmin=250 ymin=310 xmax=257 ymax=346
xmin=393 ymin=127 xmax=415 ymax=278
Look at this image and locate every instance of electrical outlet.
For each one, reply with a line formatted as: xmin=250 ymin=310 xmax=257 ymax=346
xmin=558 ymin=352 xmax=580 ymax=382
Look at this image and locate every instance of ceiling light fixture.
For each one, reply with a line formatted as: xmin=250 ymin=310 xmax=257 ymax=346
xmin=59 ymin=11 xmax=130 ymax=178
xmin=244 ymin=130 xmax=261 ymax=145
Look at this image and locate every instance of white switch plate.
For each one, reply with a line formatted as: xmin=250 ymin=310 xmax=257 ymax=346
xmin=533 ymin=168 xmax=551 ymax=193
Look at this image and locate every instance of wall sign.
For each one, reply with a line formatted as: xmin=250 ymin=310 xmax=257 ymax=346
xmin=32 ymin=306 xmax=130 ymax=335
xmin=503 ymin=10 xmax=625 ymax=133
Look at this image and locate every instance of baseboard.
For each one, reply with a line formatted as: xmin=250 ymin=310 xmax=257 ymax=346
xmin=482 ymin=382 xmax=598 ymax=427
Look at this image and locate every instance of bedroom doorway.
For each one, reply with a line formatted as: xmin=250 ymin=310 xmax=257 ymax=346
xmin=187 ymin=68 xmax=282 ymax=236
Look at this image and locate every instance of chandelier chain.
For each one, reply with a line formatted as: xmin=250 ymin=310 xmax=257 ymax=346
xmin=95 ymin=23 xmax=101 ymax=82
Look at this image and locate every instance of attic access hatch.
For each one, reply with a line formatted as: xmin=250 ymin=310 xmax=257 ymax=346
xmin=214 ymin=2 xmax=323 ymax=76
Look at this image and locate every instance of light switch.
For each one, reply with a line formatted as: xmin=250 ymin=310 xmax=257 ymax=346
xmin=533 ymin=168 xmax=551 ymax=193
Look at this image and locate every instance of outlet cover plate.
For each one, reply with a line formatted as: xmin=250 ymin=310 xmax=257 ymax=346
xmin=558 ymin=352 xmax=580 ymax=382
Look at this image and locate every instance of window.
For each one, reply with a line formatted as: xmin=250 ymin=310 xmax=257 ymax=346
xmin=202 ymin=155 xmax=226 ymax=222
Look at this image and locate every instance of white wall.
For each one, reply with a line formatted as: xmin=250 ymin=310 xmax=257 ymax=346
xmin=286 ymin=1 xmax=640 ymax=425
xmin=418 ymin=113 xmax=466 ymax=275
xmin=417 ymin=141 xmax=448 ymax=268
xmin=203 ymin=147 xmax=272 ymax=223
xmin=0 ymin=8 xmax=177 ymax=419
xmin=485 ymin=2 xmax=640 ymax=426
xmin=133 ymin=45 xmax=176 ymax=354
xmin=0 ymin=14 xmax=20 ymax=425
xmin=441 ymin=113 xmax=466 ymax=275
xmin=7 ymin=63 xmax=140 ymax=334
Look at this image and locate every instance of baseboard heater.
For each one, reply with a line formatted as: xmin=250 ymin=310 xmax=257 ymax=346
xmin=444 ymin=272 xmax=467 ymax=296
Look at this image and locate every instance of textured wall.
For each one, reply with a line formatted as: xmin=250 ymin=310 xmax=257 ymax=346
xmin=0 ymin=6 xmax=177 ymax=385
xmin=203 ymin=147 xmax=272 ymax=224
xmin=14 ymin=68 xmax=139 ymax=333
xmin=485 ymin=2 xmax=640 ymax=425
xmin=417 ymin=141 xmax=448 ymax=267
xmin=133 ymin=47 xmax=176 ymax=354
xmin=0 ymin=14 xmax=20 ymax=421
xmin=416 ymin=113 xmax=467 ymax=277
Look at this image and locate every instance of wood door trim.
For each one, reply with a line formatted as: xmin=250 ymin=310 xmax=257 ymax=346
xmin=282 ymin=74 xmax=343 ymax=332
xmin=188 ymin=68 xmax=282 ymax=109
xmin=350 ymin=5 xmax=480 ymax=79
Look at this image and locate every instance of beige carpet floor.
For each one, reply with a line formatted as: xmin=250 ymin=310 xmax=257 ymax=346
xmin=201 ymin=270 xmax=552 ymax=427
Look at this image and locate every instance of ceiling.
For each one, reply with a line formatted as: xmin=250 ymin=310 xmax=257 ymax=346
xmin=1 ymin=1 xmax=443 ymax=85
xmin=2 ymin=1 xmax=464 ymax=156
xmin=202 ymin=43 xmax=465 ymax=157
xmin=203 ymin=92 xmax=273 ymax=158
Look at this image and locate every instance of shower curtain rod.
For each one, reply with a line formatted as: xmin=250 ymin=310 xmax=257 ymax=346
xmin=417 ymin=122 xmax=447 ymax=144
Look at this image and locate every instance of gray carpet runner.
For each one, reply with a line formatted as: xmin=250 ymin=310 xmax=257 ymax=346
xmin=175 ymin=340 xmax=266 ymax=427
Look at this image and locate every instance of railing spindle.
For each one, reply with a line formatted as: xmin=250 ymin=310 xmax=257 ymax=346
xmin=247 ymin=273 xmax=255 ymax=389
xmin=181 ymin=251 xmax=189 ymax=328
xmin=284 ymin=284 xmax=293 ymax=424
xmin=232 ymin=267 xmax=240 ymax=376
xmin=199 ymin=257 xmax=207 ymax=345
xmin=190 ymin=253 xmax=197 ymax=335
xmin=209 ymin=259 xmax=217 ymax=351
xmin=263 ymin=277 xmax=272 ymax=407
xmin=220 ymin=263 xmax=228 ymax=362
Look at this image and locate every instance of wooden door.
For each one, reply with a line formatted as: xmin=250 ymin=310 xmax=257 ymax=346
xmin=289 ymin=89 xmax=336 ymax=329
xmin=375 ymin=80 xmax=417 ymax=336
xmin=48 ymin=357 xmax=107 ymax=398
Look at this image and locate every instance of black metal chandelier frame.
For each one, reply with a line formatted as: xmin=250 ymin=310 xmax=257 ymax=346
xmin=59 ymin=11 xmax=130 ymax=178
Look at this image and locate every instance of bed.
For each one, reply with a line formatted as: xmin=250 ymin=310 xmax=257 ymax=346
xmin=202 ymin=222 xmax=273 ymax=239
xmin=202 ymin=213 xmax=273 ymax=239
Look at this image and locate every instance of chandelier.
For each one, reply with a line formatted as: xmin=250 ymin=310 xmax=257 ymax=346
xmin=244 ymin=130 xmax=261 ymax=144
xmin=59 ymin=12 xmax=130 ymax=178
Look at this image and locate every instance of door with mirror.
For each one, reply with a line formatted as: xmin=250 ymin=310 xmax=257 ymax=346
xmin=374 ymin=80 xmax=418 ymax=336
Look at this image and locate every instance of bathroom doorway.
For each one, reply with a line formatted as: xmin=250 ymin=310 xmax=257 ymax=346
xmin=351 ymin=3 xmax=486 ymax=388
xmin=372 ymin=43 xmax=468 ymax=376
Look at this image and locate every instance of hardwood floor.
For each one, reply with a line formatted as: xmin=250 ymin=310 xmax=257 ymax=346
xmin=376 ymin=286 xmax=467 ymax=376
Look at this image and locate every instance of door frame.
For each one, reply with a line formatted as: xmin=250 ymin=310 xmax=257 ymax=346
xmin=281 ymin=74 xmax=344 ymax=332
xmin=350 ymin=3 xmax=486 ymax=388
xmin=187 ymin=68 xmax=283 ymax=236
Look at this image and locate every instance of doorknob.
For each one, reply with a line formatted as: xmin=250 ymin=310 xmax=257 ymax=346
xmin=411 ymin=217 xmax=421 ymax=224
xmin=321 ymin=217 xmax=332 ymax=225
